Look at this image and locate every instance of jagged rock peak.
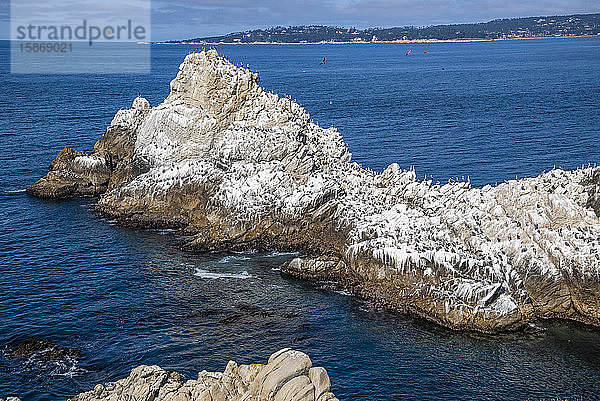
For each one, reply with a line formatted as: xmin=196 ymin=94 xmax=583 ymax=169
xmin=132 ymin=49 xmax=350 ymax=170
xmin=166 ymin=50 xmax=261 ymax=109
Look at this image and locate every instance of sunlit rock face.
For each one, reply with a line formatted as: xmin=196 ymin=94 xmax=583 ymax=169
xmin=27 ymin=50 xmax=600 ymax=333
xmin=1 ymin=349 xmax=338 ymax=401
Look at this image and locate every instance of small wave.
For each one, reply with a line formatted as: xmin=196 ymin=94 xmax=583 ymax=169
xmin=5 ymin=189 xmax=26 ymax=194
xmin=218 ymin=255 xmax=251 ymax=263
xmin=270 ymin=267 xmax=281 ymax=272
xmin=232 ymin=249 xmax=258 ymax=255
xmin=47 ymin=355 xmax=88 ymax=377
xmin=332 ymin=289 xmax=353 ymax=296
xmin=264 ymin=251 xmax=300 ymax=257
xmin=148 ymin=228 xmax=179 ymax=234
xmin=53 ymin=363 xmax=88 ymax=377
xmin=157 ymin=229 xmax=178 ymax=235
xmin=194 ymin=268 xmax=252 ymax=279
xmin=8 ymin=349 xmax=86 ymax=378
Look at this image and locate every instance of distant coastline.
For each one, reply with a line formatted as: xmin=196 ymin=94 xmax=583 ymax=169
xmin=142 ymin=34 xmax=600 ymax=45
xmin=151 ymin=13 xmax=600 ymax=46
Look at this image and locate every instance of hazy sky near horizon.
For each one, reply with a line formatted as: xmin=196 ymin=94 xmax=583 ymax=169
xmin=1 ymin=0 xmax=599 ymax=40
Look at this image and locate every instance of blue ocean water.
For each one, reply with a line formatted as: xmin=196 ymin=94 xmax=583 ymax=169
xmin=1 ymin=38 xmax=600 ymax=400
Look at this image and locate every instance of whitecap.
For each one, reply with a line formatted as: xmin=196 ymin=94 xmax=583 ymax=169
xmin=194 ymin=268 xmax=252 ymax=279
xmin=5 ymin=189 xmax=26 ymax=194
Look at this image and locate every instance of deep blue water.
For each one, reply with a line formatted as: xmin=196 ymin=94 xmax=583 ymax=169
xmin=1 ymin=38 xmax=600 ymax=401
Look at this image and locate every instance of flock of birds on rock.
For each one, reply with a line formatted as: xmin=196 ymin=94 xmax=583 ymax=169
xmin=91 ymin=50 xmax=600 ymax=326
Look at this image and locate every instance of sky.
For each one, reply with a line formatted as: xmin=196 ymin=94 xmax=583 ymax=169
xmin=1 ymin=0 xmax=599 ymax=41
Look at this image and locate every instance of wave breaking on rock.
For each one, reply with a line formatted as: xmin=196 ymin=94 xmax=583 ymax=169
xmin=27 ymin=50 xmax=600 ymax=333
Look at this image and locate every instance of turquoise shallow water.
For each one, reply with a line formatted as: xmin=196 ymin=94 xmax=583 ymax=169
xmin=1 ymin=38 xmax=600 ymax=400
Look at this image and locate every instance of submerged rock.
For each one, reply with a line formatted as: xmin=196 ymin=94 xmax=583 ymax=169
xmin=68 ymin=349 xmax=337 ymax=401
xmin=6 ymin=337 xmax=82 ymax=362
xmin=27 ymin=50 xmax=600 ymax=332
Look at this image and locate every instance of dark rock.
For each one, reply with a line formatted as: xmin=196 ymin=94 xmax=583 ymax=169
xmin=6 ymin=337 xmax=82 ymax=362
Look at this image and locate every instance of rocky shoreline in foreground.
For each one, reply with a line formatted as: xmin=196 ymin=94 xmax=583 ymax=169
xmin=1 ymin=348 xmax=337 ymax=401
xmin=27 ymin=50 xmax=600 ymax=333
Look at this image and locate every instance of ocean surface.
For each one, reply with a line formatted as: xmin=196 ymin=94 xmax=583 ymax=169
xmin=1 ymin=38 xmax=600 ymax=400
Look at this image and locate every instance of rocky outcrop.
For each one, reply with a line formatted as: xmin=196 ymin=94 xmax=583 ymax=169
xmin=5 ymin=337 xmax=82 ymax=362
xmin=27 ymin=50 xmax=600 ymax=332
xmin=69 ymin=349 xmax=337 ymax=401
xmin=0 ymin=349 xmax=337 ymax=401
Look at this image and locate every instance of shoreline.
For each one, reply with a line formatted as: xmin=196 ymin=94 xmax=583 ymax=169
xmin=142 ymin=34 xmax=600 ymax=45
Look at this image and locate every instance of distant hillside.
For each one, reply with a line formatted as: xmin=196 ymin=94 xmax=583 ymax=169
xmin=174 ymin=13 xmax=600 ymax=43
